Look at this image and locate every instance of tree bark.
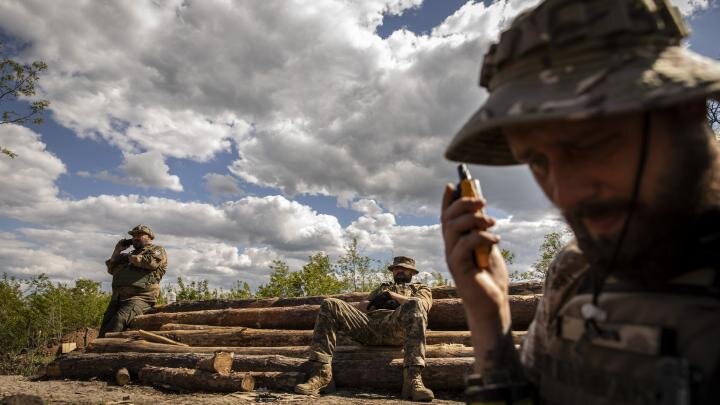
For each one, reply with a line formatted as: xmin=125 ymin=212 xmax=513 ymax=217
xmin=102 ymin=328 xmax=526 ymax=348
xmin=138 ymin=329 xmax=187 ymax=346
xmin=132 ymin=295 xmax=540 ymax=331
xmin=145 ymin=281 xmax=543 ymax=314
xmin=47 ymin=352 xmax=472 ymax=390
xmin=108 ymin=328 xmax=527 ymax=347
xmin=139 ymin=366 xmax=255 ymax=393
xmin=87 ymin=338 xmax=478 ymax=359
xmin=196 ymin=351 xmax=234 ymax=375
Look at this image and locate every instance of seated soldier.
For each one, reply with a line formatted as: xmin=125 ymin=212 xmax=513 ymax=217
xmin=294 ymin=256 xmax=435 ymax=402
xmin=99 ymin=224 xmax=168 ymax=337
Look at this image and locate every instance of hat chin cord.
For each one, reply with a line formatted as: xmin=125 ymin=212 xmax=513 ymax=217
xmin=580 ymin=111 xmax=652 ymax=342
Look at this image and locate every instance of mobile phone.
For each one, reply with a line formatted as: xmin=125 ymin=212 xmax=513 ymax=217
xmin=456 ymin=164 xmax=491 ymax=269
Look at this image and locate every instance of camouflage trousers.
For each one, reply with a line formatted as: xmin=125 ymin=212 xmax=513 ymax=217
xmin=309 ymin=297 xmax=428 ymax=367
xmin=99 ymin=295 xmax=152 ymax=337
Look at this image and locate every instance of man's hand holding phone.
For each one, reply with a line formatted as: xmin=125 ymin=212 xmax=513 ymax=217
xmin=441 ymin=165 xmax=512 ymax=372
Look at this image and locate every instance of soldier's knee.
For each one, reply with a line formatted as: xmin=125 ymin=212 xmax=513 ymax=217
xmin=401 ymin=299 xmax=424 ymax=314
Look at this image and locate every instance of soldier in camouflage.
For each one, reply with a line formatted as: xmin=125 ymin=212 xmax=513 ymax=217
xmin=441 ymin=0 xmax=720 ymax=404
xmin=294 ymin=256 xmax=435 ymax=402
xmin=99 ymin=225 xmax=168 ymax=337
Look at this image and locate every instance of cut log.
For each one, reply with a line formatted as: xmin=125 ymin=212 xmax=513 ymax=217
xmin=145 ymin=281 xmax=543 ymax=314
xmin=197 ymin=351 xmax=234 ymax=375
xmin=138 ymin=329 xmax=188 ymax=347
xmin=87 ymin=338 xmax=478 ymax=359
xmin=131 ymin=295 xmax=540 ymax=331
xmin=139 ymin=366 xmax=255 ymax=393
xmin=60 ymin=342 xmax=77 ymax=354
xmin=46 ymin=352 xmax=472 ymax=389
xmin=115 ymin=367 xmax=130 ymax=386
xmin=107 ymin=327 xmax=491 ymax=347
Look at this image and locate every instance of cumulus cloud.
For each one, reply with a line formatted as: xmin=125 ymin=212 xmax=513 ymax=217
xmin=0 ymin=129 xmax=566 ymax=288
xmin=77 ymin=151 xmax=183 ymax=192
xmin=0 ymin=125 xmax=66 ymax=209
xmin=0 ymin=0 xmax=556 ymax=219
xmin=204 ymin=173 xmax=244 ymax=198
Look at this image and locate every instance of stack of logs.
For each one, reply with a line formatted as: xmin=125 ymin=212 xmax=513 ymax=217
xmin=45 ymin=280 xmax=542 ymax=393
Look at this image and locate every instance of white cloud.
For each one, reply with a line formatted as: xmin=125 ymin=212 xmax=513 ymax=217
xmin=0 ymin=125 xmax=66 ymax=209
xmin=77 ymin=151 xmax=183 ymax=192
xmin=0 ymin=0 xmax=555 ymax=219
xmin=8 ymin=0 xmax=702 ymax=289
xmin=670 ymin=0 xmax=711 ymax=16
xmin=204 ymin=173 xmax=243 ymax=198
xmin=121 ymin=151 xmax=183 ymax=191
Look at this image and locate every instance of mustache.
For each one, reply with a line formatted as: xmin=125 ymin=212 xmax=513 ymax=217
xmin=565 ymin=198 xmax=633 ymax=220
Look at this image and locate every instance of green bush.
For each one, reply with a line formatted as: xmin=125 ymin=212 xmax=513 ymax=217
xmin=0 ymin=274 xmax=110 ymax=355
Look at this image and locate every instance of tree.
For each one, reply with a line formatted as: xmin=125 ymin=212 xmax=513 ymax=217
xmin=1 ymin=41 xmax=50 ymax=158
xmin=708 ymin=98 xmax=720 ymax=138
xmin=335 ymin=237 xmax=381 ymax=292
xmin=296 ymin=253 xmax=346 ymax=296
xmin=532 ymin=231 xmax=565 ymax=277
xmin=224 ymin=280 xmax=253 ymax=299
xmin=429 ymin=271 xmax=451 ymax=287
xmin=175 ymin=277 xmax=215 ymax=301
xmin=256 ymin=260 xmax=303 ymax=298
xmin=501 ymin=249 xmax=515 ymax=265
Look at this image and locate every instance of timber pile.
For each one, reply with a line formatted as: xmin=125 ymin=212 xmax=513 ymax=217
xmin=45 ymin=281 xmax=543 ymax=394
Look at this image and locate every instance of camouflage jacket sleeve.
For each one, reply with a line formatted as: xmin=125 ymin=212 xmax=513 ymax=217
xmin=366 ymin=283 xmax=390 ymax=302
xmin=410 ymin=284 xmax=433 ymax=313
xmin=519 ymin=240 xmax=588 ymax=384
xmin=133 ymin=245 xmax=168 ymax=271
xmin=105 ymin=253 xmax=129 ymax=275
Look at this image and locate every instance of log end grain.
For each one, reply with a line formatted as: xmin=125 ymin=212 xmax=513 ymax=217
xmin=115 ymin=367 xmax=130 ymax=386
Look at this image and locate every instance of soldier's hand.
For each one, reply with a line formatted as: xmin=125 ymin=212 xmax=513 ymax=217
xmin=367 ymin=291 xmax=391 ymax=311
xmin=441 ymin=184 xmax=511 ymax=330
xmin=114 ymin=239 xmax=129 ymax=253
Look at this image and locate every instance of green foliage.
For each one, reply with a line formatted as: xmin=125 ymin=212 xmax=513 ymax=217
xmin=429 ymin=271 xmax=451 ymax=287
xmin=224 ymin=280 xmax=252 ymax=299
xmin=1 ymin=42 xmax=50 ymax=158
xmin=174 ymin=277 xmax=215 ymax=301
xmin=335 ymin=237 xmax=388 ymax=292
xmin=501 ymin=249 xmax=515 ymax=265
xmin=256 ymin=260 xmax=302 ymax=298
xmin=256 ymin=254 xmax=346 ymax=298
xmin=0 ymin=274 xmax=110 ymax=355
xmin=296 ymin=253 xmax=347 ymax=296
xmin=533 ymin=232 xmax=565 ymax=276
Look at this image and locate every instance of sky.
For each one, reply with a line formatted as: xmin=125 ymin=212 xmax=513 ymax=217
xmin=0 ymin=0 xmax=718 ymax=292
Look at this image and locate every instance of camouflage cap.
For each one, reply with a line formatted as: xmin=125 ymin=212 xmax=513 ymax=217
xmin=128 ymin=224 xmax=155 ymax=239
xmin=388 ymin=256 xmax=418 ymax=274
xmin=446 ymin=0 xmax=720 ymax=165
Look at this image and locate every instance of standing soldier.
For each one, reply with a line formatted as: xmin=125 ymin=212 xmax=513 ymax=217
xmin=99 ymin=225 xmax=168 ymax=337
xmin=441 ymin=0 xmax=720 ymax=404
xmin=294 ymin=256 xmax=435 ymax=402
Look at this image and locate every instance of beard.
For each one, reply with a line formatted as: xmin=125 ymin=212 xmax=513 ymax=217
xmin=394 ymin=272 xmax=413 ymax=284
xmin=565 ymin=125 xmax=718 ymax=285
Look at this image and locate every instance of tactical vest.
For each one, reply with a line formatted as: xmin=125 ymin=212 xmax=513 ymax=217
xmin=539 ymin=268 xmax=720 ymax=404
xmin=111 ymin=263 xmax=158 ymax=290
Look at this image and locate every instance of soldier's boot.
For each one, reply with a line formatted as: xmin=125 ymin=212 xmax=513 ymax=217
xmin=401 ymin=366 xmax=434 ymax=402
xmin=294 ymin=361 xmax=335 ymax=395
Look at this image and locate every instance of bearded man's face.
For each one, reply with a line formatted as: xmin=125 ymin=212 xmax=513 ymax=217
xmin=505 ymin=103 xmax=715 ymax=282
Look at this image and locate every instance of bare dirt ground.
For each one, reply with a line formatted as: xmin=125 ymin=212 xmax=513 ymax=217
xmin=0 ymin=375 xmax=463 ymax=404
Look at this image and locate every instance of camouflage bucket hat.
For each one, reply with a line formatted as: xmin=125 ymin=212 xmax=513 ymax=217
xmin=446 ymin=0 xmax=720 ymax=165
xmin=128 ymin=224 xmax=155 ymax=239
xmin=388 ymin=256 xmax=418 ymax=274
